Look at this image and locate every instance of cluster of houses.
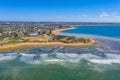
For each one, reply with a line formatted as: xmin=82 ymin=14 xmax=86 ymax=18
xmin=0 ymin=22 xmax=69 ymax=39
xmin=0 ymin=22 xmax=93 ymax=44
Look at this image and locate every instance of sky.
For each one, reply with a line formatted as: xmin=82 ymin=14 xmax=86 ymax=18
xmin=0 ymin=0 xmax=120 ymax=22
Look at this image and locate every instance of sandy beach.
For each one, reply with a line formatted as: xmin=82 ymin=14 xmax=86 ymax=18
xmin=52 ymin=28 xmax=73 ymax=35
xmin=0 ymin=40 xmax=95 ymax=51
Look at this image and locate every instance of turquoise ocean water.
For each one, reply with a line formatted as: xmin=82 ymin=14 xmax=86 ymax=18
xmin=62 ymin=25 xmax=120 ymax=38
xmin=0 ymin=25 xmax=120 ymax=80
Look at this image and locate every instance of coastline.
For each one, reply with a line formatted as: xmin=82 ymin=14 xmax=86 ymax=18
xmin=52 ymin=27 xmax=113 ymax=49
xmin=0 ymin=41 xmax=95 ymax=51
xmin=0 ymin=27 xmax=96 ymax=51
xmin=54 ymin=26 xmax=120 ymax=51
xmin=52 ymin=28 xmax=73 ymax=35
xmin=53 ymin=28 xmax=120 ymax=41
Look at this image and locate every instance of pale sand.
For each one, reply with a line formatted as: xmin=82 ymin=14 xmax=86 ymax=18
xmin=0 ymin=41 xmax=95 ymax=50
xmin=52 ymin=28 xmax=72 ymax=35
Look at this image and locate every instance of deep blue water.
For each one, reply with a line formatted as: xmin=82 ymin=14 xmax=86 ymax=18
xmin=62 ymin=25 xmax=120 ymax=38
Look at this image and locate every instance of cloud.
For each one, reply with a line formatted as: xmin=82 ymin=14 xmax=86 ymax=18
xmin=82 ymin=14 xmax=88 ymax=17
xmin=111 ymin=12 xmax=119 ymax=17
xmin=111 ymin=12 xmax=118 ymax=16
xmin=99 ymin=12 xmax=110 ymax=18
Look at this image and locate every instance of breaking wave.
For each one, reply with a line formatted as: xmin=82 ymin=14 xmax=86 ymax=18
xmin=0 ymin=51 xmax=120 ymax=65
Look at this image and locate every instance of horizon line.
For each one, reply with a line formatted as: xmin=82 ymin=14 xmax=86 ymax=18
xmin=0 ymin=21 xmax=120 ymax=23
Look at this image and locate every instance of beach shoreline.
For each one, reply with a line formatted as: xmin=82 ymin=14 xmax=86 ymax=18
xmin=0 ymin=27 xmax=96 ymax=51
xmin=0 ymin=40 xmax=95 ymax=51
xmin=52 ymin=28 xmax=73 ymax=35
xmin=0 ymin=41 xmax=95 ymax=51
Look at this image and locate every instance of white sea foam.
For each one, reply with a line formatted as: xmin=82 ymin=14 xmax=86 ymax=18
xmin=30 ymin=53 xmax=102 ymax=64
xmin=56 ymin=53 xmax=79 ymax=60
xmin=0 ymin=53 xmax=17 ymax=61
xmin=20 ymin=53 xmax=36 ymax=63
xmin=88 ymin=54 xmax=120 ymax=64
xmin=89 ymin=59 xmax=120 ymax=64
xmin=0 ymin=56 xmax=16 ymax=61
xmin=18 ymin=53 xmax=120 ymax=64
xmin=105 ymin=54 xmax=120 ymax=59
xmin=44 ymin=59 xmax=63 ymax=62
xmin=1 ymin=52 xmax=120 ymax=65
xmin=40 ymin=54 xmax=48 ymax=59
xmin=79 ymin=54 xmax=101 ymax=59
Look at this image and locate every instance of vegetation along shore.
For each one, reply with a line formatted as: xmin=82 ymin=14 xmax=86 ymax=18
xmin=0 ymin=22 xmax=96 ymax=51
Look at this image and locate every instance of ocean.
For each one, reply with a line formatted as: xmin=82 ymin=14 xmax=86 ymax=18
xmin=62 ymin=25 xmax=120 ymax=37
xmin=0 ymin=25 xmax=120 ymax=80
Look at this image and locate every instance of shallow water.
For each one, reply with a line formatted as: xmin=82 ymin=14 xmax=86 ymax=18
xmin=0 ymin=45 xmax=120 ymax=80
